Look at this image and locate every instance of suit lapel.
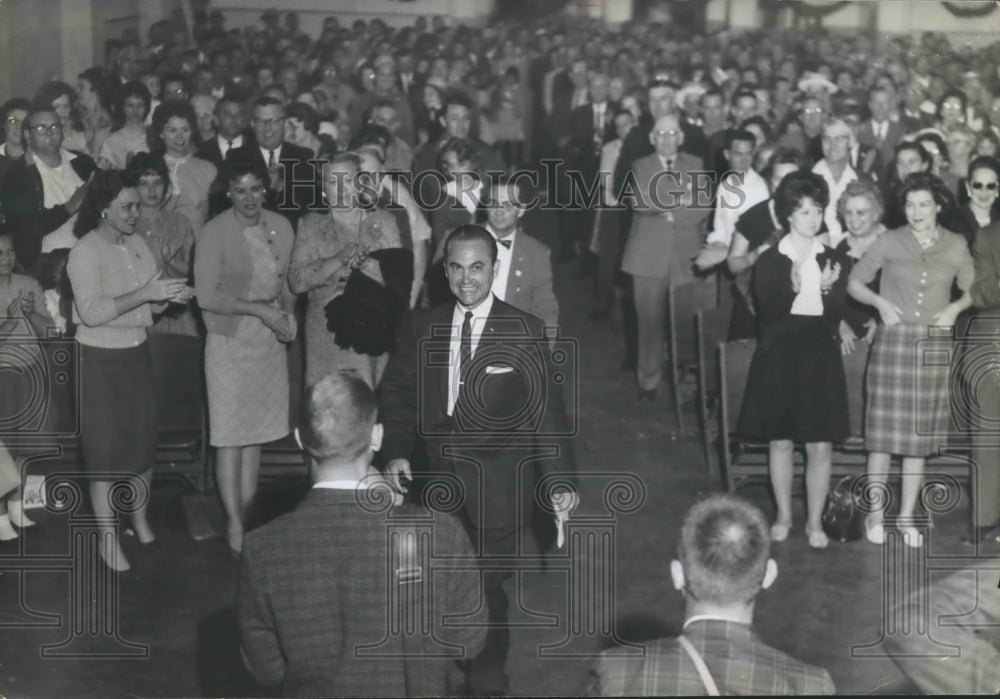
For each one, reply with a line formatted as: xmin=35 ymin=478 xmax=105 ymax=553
xmin=504 ymin=235 xmax=522 ymax=302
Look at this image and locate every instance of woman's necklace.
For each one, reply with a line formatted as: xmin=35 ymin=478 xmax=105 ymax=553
xmin=913 ymin=225 xmax=939 ymax=251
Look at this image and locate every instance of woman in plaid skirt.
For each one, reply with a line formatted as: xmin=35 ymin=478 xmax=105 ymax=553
xmin=848 ymin=172 xmax=975 ymax=547
xmin=737 ymin=171 xmax=851 ymax=549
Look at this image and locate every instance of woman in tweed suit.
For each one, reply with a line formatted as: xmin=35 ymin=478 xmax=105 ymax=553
xmin=848 ymin=172 xmax=975 ymax=547
xmin=195 ymin=154 xmax=297 ymax=556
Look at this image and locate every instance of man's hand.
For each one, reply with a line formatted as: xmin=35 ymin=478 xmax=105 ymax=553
xmin=363 ymin=464 xmax=404 ymax=506
xmin=551 ymin=489 xmax=580 ymax=549
xmin=385 ymin=458 xmax=412 ymax=494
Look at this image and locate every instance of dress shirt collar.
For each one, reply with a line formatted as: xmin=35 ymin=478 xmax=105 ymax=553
xmin=486 ymin=223 xmax=518 ymax=247
xmin=454 ymin=292 xmax=495 ymax=323
xmin=260 ymin=143 xmax=282 ymax=164
xmin=659 ymin=154 xmax=677 ymax=170
xmin=683 ymin=615 xmax=751 ymax=629
xmin=313 ymin=479 xmax=368 ymax=490
xmin=219 ymin=133 xmax=243 ymax=152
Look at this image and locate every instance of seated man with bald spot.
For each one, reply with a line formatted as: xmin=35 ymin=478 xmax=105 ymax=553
xmin=589 ymin=493 xmax=836 ymax=696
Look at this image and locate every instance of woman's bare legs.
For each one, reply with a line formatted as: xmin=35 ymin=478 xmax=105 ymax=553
xmin=216 ymin=447 xmax=244 ymax=552
xmin=769 ymin=439 xmax=795 ymax=540
xmin=804 ymin=442 xmax=833 ymax=547
xmin=91 ymin=480 xmax=129 ymax=572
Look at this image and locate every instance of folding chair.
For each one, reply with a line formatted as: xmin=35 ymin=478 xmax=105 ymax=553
xmin=667 ymin=279 xmax=717 ymax=430
xmin=695 ymin=307 xmax=730 ymax=475
xmin=717 ymin=338 xmax=768 ymax=492
xmin=149 ymin=333 xmax=210 ymax=491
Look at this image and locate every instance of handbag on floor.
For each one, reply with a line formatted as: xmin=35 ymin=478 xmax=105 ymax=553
xmin=821 ymin=475 xmax=864 ymax=543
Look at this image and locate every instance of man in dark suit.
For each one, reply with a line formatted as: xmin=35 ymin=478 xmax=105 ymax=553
xmin=566 ymin=73 xmax=618 ymax=268
xmin=379 ymin=225 xmax=578 ymax=695
xmin=239 ymin=371 xmax=487 ymax=697
xmin=589 ymin=494 xmax=837 ymax=696
xmin=227 ymin=96 xmax=316 ymax=227
xmin=195 ymin=95 xmax=252 ymax=169
xmin=857 ymin=87 xmax=905 ymax=169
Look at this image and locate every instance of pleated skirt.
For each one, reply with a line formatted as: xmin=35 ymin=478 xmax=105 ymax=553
xmin=865 ymin=323 xmax=952 ymax=457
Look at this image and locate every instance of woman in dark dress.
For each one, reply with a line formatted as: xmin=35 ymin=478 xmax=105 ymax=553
xmin=737 ymin=171 xmax=850 ymax=549
xmin=726 ymin=147 xmax=806 ymax=340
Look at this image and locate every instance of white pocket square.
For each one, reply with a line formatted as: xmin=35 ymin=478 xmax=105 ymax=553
xmin=485 ymin=365 xmax=515 ymax=375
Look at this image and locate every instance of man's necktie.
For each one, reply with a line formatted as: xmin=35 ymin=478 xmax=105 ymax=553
xmin=496 ymin=237 xmax=512 ymax=249
xmin=268 ymin=149 xmax=276 ymax=167
xmin=459 ymin=310 xmax=473 ymax=389
xmin=226 ymin=139 xmax=234 ymax=155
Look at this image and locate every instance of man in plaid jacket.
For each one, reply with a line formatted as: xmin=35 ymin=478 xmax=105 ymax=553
xmin=239 ymin=370 xmax=487 ymax=696
xmin=589 ymin=494 xmax=836 ymax=696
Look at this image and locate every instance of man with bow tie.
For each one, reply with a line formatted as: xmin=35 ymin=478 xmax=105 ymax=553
xmin=484 ymin=177 xmax=559 ymax=331
xmin=379 ymin=224 xmax=577 ymax=696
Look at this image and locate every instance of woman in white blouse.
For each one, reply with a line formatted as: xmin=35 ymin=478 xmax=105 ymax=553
xmin=736 ymin=171 xmax=850 ymax=549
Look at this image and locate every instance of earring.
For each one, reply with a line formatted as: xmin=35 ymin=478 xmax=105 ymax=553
xmin=101 ymin=212 xmax=107 ymax=219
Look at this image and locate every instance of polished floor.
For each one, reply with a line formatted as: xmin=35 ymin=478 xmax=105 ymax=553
xmin=0 ymin=255 xmax=982 ymax=697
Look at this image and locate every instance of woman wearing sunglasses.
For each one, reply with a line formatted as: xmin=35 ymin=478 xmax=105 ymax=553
xmin=943 ymin=155 xmax=1000 ymax=248
xmin=967 ymin=155 xmax=1000 ymax=543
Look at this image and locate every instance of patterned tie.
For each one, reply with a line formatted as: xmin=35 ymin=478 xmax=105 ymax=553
xmin=268 ymin=149 xmax=276 ymax=167
xmin=459 ymin=310 xmax=473 ymax=389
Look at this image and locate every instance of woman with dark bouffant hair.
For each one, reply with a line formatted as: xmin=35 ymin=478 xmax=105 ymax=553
xmin=737 ymin=170 xmax=850 ymax=550
xmin=195 ymin=153 xmax=296 ymax=557
xmin=66 ymin=169 xmax=193 ymax=571
xmin=148 ymin=99 xmax=217 ymax=232
xmin=849 ymin=172 xmax=974 ymax=548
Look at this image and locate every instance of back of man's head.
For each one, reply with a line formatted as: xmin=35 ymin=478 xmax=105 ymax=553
xmin=677 ymin=494 xmax=770 ymax=606
xmin=298 ymin=370 xmax=378 ymax=466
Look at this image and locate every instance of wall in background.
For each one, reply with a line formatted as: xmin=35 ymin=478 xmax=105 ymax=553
xmin=213 ymin=0 xmax=497 ymax=34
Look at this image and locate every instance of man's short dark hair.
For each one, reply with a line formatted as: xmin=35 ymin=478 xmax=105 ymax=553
xmin=725 ymin=128 xmax=757 ymax=152
xmin=351 ymin=122 xmax=391 ymax=151
xmin=444 ymin=224 xmax=498 ymax=265
xmin=253 ymin=95 xmax=285 ymax=112
xmin=299 ymin=370 xmax=377 ymax=462
xmin=442 ymin=89 xmax=475 ymax=114
xmin=677 ymin=494 xmax=770 ymax=605
xmin=699 ymin=87 xmax=724 ymax=106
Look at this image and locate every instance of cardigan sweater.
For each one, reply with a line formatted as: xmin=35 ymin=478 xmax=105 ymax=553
xmin=194 ymin=208 xmax=295 ymax=337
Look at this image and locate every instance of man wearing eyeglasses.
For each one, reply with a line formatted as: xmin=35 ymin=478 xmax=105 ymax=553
xmin=621 ymin=114 xmax=708 ymax=402
xmin=483 ymin=177 xmax=558 ymax=332
xmin=0 ymin=108 xmax=96 ymax=272
xmin=609 ymin=79 xmax=702 ymax=372
xmin=227 ymin=96 xmax=315 ymax=228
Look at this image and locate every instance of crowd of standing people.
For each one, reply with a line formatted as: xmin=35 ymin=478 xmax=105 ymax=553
xmin=1 ymin=4 xmax=1000 ymax=695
